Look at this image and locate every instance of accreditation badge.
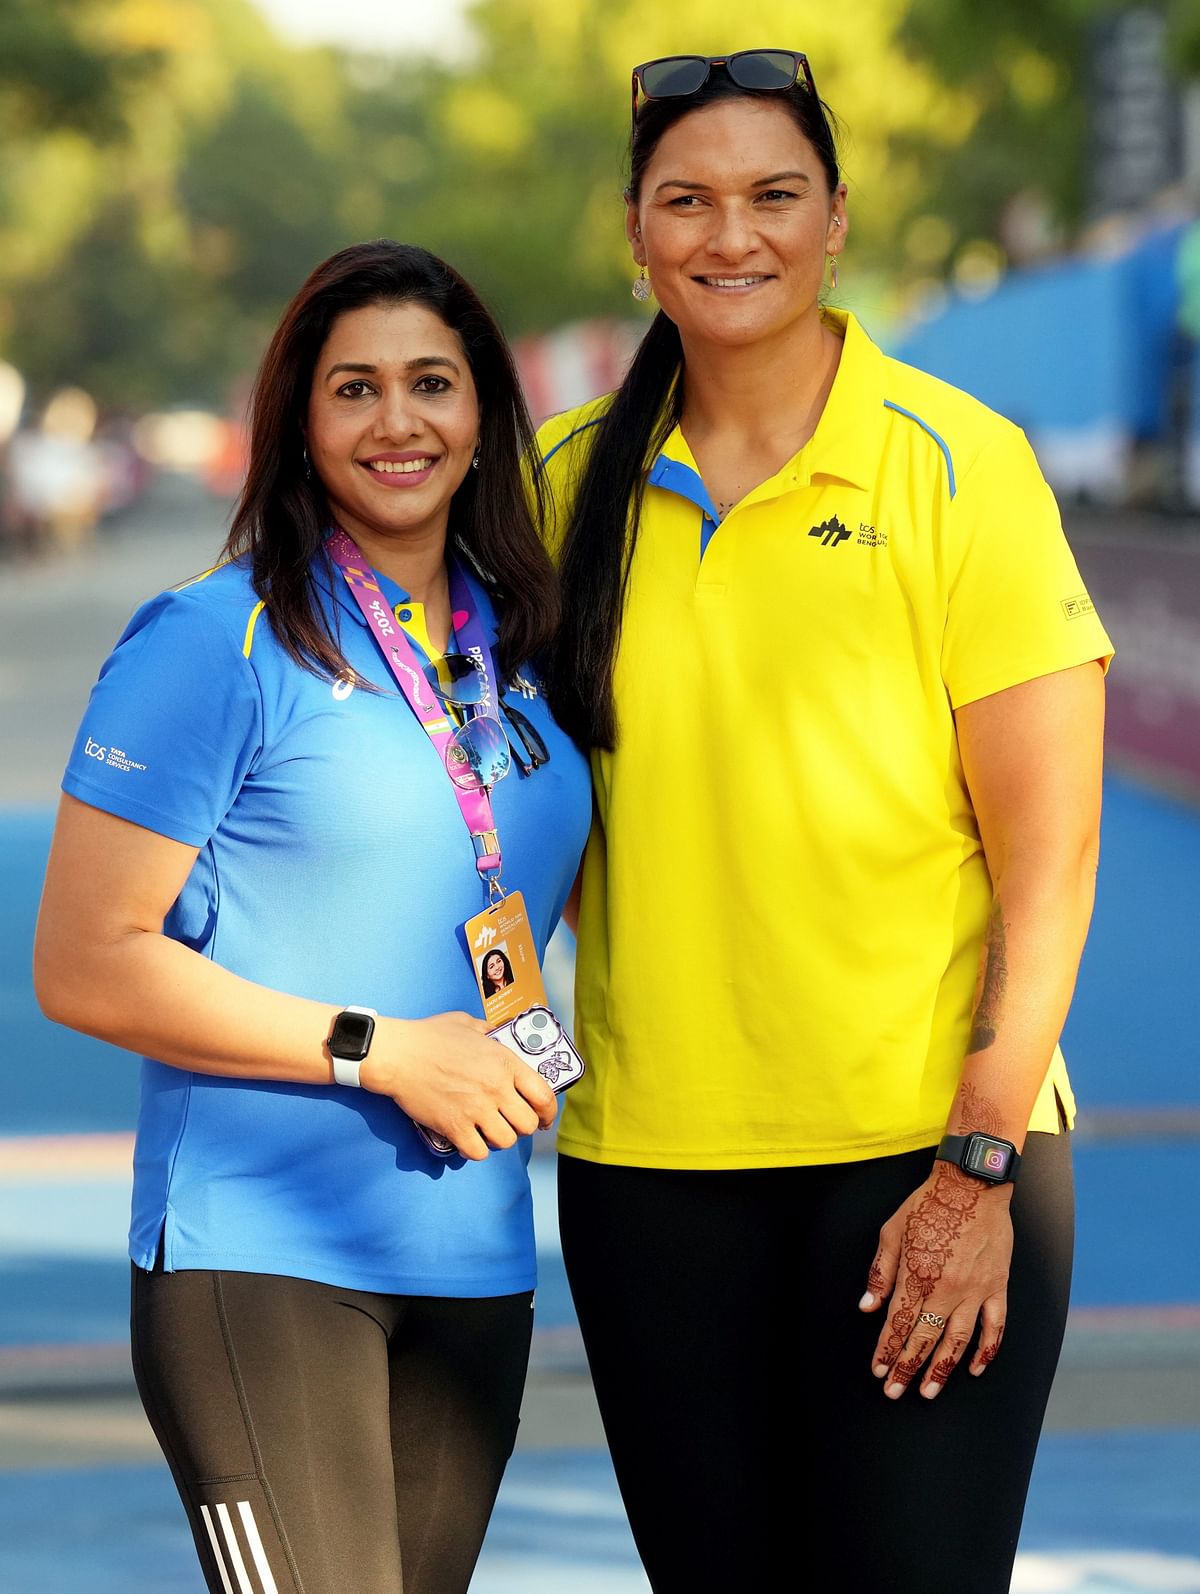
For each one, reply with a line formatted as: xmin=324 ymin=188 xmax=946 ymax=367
xmin=463 ymin=889 xmax=547 ymax=1025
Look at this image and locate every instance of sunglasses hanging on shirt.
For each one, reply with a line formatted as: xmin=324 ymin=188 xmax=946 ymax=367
xmin=422 ymin=656 xmax=550 ymax=782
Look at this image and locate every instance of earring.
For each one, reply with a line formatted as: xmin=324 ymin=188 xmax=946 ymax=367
xmin=828 ymin=254 xmax=839 ymax=291
xmin=302 ymin=445 xmax=312 ymax=480
xmin=632 ymin=267 xmax=652 ymax=302
xmin=472 ymin=450 xmax=481 ymax=471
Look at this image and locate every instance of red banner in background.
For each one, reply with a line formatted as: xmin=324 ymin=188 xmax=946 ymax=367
xmin=1071 ymin=520 xmax=1200 ymax=798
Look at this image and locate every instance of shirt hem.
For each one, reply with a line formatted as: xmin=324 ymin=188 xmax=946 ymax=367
xmin=554 ymin=1125 xmax=959 ymax=1170
xmin=130 ymin=1247 xmax=537 ymax=1298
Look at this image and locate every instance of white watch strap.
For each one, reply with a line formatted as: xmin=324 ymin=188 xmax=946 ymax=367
xmin=329 ymin=1005 xmax=377 ymax=1089
xmin=331 ymin=1054 xmax=364 ymax=1089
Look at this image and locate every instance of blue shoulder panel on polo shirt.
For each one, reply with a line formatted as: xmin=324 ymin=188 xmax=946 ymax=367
xmin=883 ymin=401 xmax=957 ymax=499
xmin=648 ymin=454 xmax=723 ymax=559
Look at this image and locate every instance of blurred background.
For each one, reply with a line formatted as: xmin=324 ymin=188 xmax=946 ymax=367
xmin=1 ymin=2 xmax=1199 ymax=1590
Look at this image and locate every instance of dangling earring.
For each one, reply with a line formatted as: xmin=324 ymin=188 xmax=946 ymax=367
xmin=471 ymin=450 xmax=481 ymax=471
xmin=302 ymin=445 xmax=312 ymax=480
xmin=828 ymin=254 xmax=839 ymax=292
xmin=632 ymin=267 xmax=652 ymax=302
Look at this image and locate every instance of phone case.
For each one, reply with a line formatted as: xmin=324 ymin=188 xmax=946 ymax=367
xmin=414 ymin=1006 xmax=586 ymax=1157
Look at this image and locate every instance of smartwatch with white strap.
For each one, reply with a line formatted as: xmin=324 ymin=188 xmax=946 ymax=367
xmin=327 ymin=1006 xmax=377 ymax=1088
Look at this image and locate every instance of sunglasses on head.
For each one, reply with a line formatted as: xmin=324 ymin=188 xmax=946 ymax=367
xmin=631 ymin=50 xmax=819 ymax=132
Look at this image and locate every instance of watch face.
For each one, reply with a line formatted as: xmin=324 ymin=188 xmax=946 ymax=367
xmin=963 ymin=1134 xmax=1013 ymax=1182
xmin=330 ymin=1010 xmax=374 ymax=1062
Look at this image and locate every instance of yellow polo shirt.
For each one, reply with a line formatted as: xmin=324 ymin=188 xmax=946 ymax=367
xmin=536 ymin=310 xmax=1112 ymax=1169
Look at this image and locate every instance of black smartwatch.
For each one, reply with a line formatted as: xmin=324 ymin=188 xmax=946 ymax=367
xmin=935 ymin=1131 xmax=1021 ymax=1186
xmin=327 ymin=1005 xmax=377 ymax=1088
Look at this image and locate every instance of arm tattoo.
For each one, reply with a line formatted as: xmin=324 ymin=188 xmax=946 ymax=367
xmin=967 ymin=898 xmax=1008 ymax=1055
xmin=881 ymin=1085 xmax=1005 ymax=1367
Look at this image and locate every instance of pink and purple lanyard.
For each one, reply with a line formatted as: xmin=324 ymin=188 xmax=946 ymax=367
xmin=326 ymin=529 xmax=505 ymax=897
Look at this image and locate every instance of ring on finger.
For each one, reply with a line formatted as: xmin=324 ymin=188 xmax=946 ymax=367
xmin=917 ymin=1310 xmax=947 ymax=1330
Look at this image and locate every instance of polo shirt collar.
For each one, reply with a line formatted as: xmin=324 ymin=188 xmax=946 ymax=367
xmin=311 ymin=542 xmax=407 ymax=630
xmin=652 ymin=309 xmax=889 ymax=503
xmin=310 ymin=540 xmax=498 ymax=643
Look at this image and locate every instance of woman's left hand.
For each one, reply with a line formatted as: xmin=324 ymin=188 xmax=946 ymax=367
xmin=858 ymin=1165 xmax=1013 ymax=1399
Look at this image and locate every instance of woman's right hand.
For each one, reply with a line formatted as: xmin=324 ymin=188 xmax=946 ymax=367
xmin=362 ymin=1012 xmax=558 ymax=1161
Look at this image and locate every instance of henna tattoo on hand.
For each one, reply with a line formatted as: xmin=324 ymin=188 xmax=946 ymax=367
xmin=926 ymin=1356 xmax=957 ymax=1387
xmin=867 ymin=1258 xmax=887 ymax=1297
xmin=881 ymin=1166 xmax=982 ymax=1365
xmin=967 ymin=899 xmax=1008 ymax=1055
xmin=977 ymin=1324 xmax=1005 ymax=1366
xmin=880 ymin=1084 xmax=1009 ymax=1371
xmin=890 ymin=1354 xmax=924 ymax=1387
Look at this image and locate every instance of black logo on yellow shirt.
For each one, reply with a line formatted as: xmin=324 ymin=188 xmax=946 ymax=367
xmin=808 ymin=516 xmax=851 ymax=548
xmin=1061 ymin=594 xmax=1095 ymax=620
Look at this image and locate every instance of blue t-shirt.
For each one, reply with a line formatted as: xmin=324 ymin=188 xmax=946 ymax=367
xmin=62 ymin=554 xmax=591 ymax=1296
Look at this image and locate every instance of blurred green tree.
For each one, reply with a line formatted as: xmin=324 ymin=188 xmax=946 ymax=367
xmin=0 ymin=0 xmax=1196 ymax=410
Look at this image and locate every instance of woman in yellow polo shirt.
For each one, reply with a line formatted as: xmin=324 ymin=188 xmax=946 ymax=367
xmin=539 ymin=50 xmax=1112 ymax=1594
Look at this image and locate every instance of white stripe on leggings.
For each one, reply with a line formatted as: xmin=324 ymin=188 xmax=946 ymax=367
xmin=216 ymin=1502 xmax=255 ymax=1594
xmin=238 ymin=1501 xmax=280 ymax=1594
xmin=199 ymin=1504 xmax=236 ymax=1594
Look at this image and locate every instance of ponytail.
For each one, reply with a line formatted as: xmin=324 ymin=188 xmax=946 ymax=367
xmin=545 ymin=311 xmax=683 ymax=749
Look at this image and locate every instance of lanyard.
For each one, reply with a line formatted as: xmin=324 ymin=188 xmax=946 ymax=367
xmin=326 ymin=529 xmax=505 ymax=891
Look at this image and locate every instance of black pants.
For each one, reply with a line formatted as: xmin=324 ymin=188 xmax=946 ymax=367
xmin=559 ymin=1133 xmax=1073 ymax=1594
xmin=131 ymin=1266 xmax=533 ymax=1594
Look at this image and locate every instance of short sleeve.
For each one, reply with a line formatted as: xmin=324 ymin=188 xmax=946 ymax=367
xmin=940 ymin=426 xmax=1114 ymax=709
xmin=62 ymin=589 xmax=263 ymax=846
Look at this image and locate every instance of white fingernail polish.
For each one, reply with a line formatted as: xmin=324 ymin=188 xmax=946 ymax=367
xmin=858 ymin=1292 xmax=875 ymax=1310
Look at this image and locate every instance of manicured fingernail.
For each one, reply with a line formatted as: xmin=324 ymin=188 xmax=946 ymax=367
xmin=884 ymin=1382 xmax=904 ymax=1399
xmin=858 ymin=1292 xmax=875 ymax=1310
xmin=872 ymin=1362 xmax=889 ymax=1379
xmin=921 ymin=1383 xmax=941 ymax=1400
xmin=970 ymin=1364 xmax=983 ymax=1376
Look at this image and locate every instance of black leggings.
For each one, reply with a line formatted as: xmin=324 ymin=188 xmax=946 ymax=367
xmin=559 ymin=1133 xmax=1074 ymax=1594
xmin=130 ymin=1266 xmax=533 ymax=1594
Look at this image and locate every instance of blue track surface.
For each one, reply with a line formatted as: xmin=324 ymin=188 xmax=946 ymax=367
xmin=4 ymin=772 xmax=1198 ymax=1323
xmin=3 ymin=773 xmax=1199 ymax=1591
xmin=0 ymin=1433 xmax=1196 ymax=1593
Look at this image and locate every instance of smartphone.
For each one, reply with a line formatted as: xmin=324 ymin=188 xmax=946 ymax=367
xmin=414 ymin=1005 xmax=586 ymax=1158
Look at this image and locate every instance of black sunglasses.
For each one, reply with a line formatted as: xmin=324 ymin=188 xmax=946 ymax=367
xmin=631 ymin=50 xmax=819 ymax=132
xmin=499 ymin=698 xmax=549 ymax=778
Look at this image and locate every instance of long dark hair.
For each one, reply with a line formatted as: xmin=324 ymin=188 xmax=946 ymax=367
xmin=224 ymin=240 xmax=556 ymax=683
xmin=545 ymin=70 xmax=840 ymax=749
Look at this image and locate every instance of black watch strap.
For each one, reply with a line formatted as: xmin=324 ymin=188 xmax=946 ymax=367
xmin=935 ymin=1131 xmax=1021 ymax=1185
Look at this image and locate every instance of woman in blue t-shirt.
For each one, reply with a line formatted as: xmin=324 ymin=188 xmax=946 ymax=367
xmin=34 ymin=240 xmax=591 ymax=1594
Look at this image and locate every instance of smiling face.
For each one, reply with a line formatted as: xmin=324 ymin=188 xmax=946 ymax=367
xmin=485 ymin=952 xmax=506 ymax=984
xmin=306 ymin=300 xmax=480 ymax=559
xmin=628 ymin=97 xmax=847 ymax=352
